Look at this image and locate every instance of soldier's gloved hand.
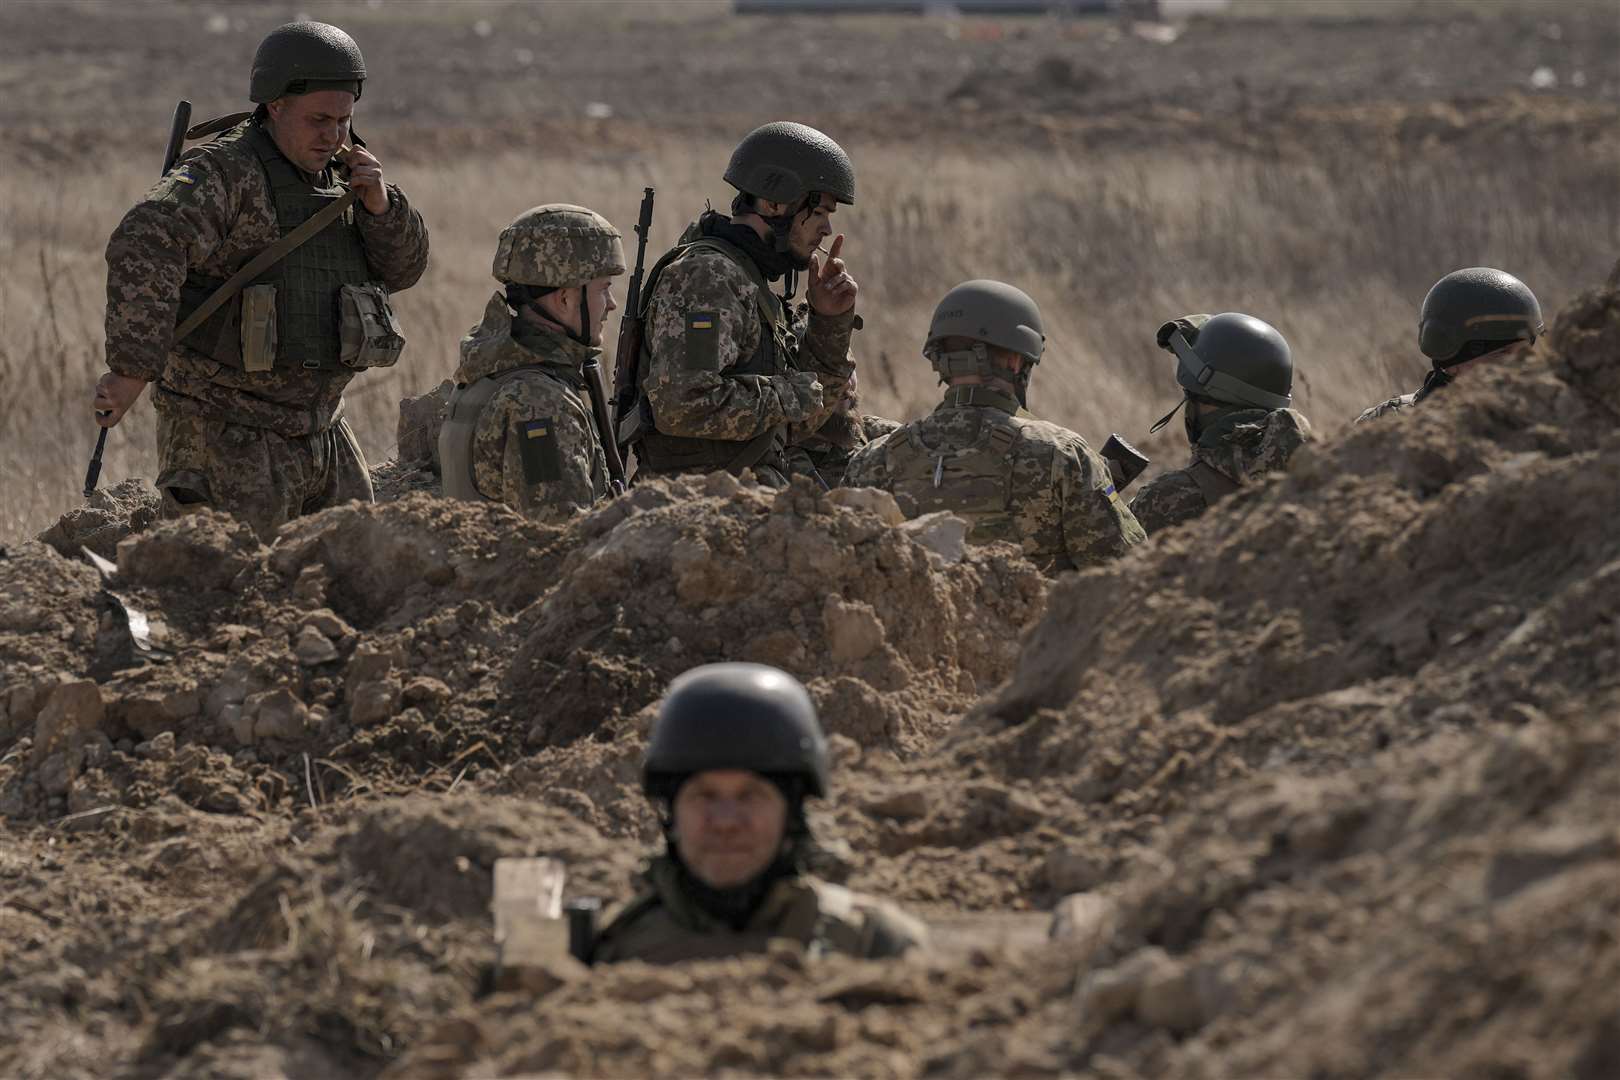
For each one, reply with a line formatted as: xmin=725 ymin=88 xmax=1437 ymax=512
xmin=1155 ymin=314 xmax=1212 ymax=352
xmin=779 ymin=370 xmax=824 ymax=423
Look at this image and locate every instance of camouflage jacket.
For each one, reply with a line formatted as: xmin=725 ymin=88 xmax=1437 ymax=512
xmin=844 ymin=385 xmax=1145 ymax=572
xmin=448 ymin=295 xmax=608 ymax=522
xmin=640 ymin=220 xmax=855 ymax=452
xmin=1355 ymin=367 xmax=1453 ymax=424
xmin=104 ymin=118 xmax=430 ymax=436
xmin=591 ymin=856 xmax=928 ymax=966
xmin=791 ymin=411 xmax=901 ymax=488
xmin=1129 ymin=407 xmax=1312 ymax=535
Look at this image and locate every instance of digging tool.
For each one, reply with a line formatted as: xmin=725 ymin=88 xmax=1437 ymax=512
xmin=85 ymin=100 xmax=193 ymax=500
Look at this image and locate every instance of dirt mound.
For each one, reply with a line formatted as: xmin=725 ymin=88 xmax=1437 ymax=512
xmin=3 ymin=277 xmax=1617 ymax=1078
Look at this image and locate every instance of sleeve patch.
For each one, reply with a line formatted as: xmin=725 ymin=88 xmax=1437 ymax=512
xmin=518 ymin=418 xmax=562 ymax=485
xmin=683 ymin=310 xmax=720 ymax=371
xmin=173 ymin=168 xmax=196 ymax=185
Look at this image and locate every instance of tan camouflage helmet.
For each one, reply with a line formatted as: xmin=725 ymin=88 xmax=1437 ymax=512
xmin=491 ymin=204 xmax=627 ymax=288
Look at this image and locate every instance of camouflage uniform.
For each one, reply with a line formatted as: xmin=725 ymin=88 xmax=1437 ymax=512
xmin=443 ymin=297 xmax=609 ymax=521
xmin=1355 ymin=369 xmax=1452 ymax=424
xmin=592 ymin=855 xmax=926 ymax=965
xmin=634 ymin=219 xmax=855 ymax=487
xmin=103 ymin=117 xmax=429 ymax=537
xmin=845 ymin=385 xmax=1145 ymax=572
xmin=1129 ymin=407 xmax=1313 ymax=534
xmin=792 ymin=410 xmax=901 ymax=488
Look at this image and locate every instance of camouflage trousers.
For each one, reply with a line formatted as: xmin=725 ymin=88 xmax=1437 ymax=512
xmin=155 ymin=410 xmax=373 ymax=539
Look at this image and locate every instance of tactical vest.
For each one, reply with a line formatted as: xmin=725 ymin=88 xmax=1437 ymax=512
xmin=633 ymin=236 xmax=796 ymax=476
xmin=176 ymin=122 xmax=374 ymax=372
xmin=884 ymin=388 xmax=1027 ymax=545
xmin=439 ymin=366 xmax=555 ymax=502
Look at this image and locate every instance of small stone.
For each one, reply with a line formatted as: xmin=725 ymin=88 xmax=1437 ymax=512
xmin=32 ymin=681 xmax=106 ymax=763
xmin=350 ymin=677 xmax=403 ymax=728
xmin=865 ymin=787 xmax=930 ymax=821
xmin=137 ymin=732 xmax=177 ymax=761
xmin=242 ymin=689 xmax=309 ymax=743
xmin=1043 ymin=848 xmax=1105 ymax=895
xmin=822 ymin=597 xmax=887 ymax=665
xmin=1076 ymin=947 xmax=1165 ymax=1027
xmin=300 ymin=608 xmax=354 ymax=642
xmin=294 ymin=625 xmax=341 ymax=666
xmin=345 ymin=643 xmax=401 ymax=697
xmin=828 ymin=486 xmax=904 ymax=526
xmin=402 ymin=677 xmax=452 ymax=710
xmin=900 ymin=511 xmax=968 ymax=563
xmin=703 ymin=471 xmax=742 ymax=497
xmin=1136 ymin=953 xmax=1208 ymax=1033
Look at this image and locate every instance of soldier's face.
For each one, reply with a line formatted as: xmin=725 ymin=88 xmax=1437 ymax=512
xmin=789 ymin=194 xmax=838 ymax=261
xmin=584 ymin=276 xmax=619 ymax=346
xmin=672 ymin=769 xmax=789 ymax=889
xmin=266 ymin=91 xmax=356 ymax=174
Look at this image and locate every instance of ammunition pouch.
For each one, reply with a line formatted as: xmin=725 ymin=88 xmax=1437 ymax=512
xmin=338 ymin=282 xmax=406 ymax=370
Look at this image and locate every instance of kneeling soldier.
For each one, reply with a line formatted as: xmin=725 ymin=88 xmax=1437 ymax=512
xmin=589 ymin=663 xmax=927 ymax=964
xmin=439 ymin=205 xmax=623 ymax=521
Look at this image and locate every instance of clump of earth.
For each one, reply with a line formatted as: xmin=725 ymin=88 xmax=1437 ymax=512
xmin=2 ymin=272 xmax=1617 ymax=1079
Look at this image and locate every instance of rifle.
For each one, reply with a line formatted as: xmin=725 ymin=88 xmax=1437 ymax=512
xmin=582 ymin=355 xmax=626 ymax=496
xmin=85 ymin=99 xmax=192 ymax=499
xmin=610 ymin=187 xmax=656 ymax=459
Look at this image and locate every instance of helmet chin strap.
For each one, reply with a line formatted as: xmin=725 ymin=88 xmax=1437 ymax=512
xmin=571 ymin=284 xmax=592 ymax=348
xmin=1148 ymin=394 xmax=1189 ymax=435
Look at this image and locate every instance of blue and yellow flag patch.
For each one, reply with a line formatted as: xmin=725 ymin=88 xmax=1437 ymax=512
xmin=1103 ymin=482 xmax=1122 ymax=505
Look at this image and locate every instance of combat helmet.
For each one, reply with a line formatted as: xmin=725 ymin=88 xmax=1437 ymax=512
xmin=250 ymin=22 xmax=367 ymax=103
xmin=1418 ymin=267 xmax=1543 ymax=367
xmin=725 ymin=122 xmax=856 ymax=208
xmin=643 ymin=663 xmax=829 ymax=800
xmin=924 ymin=279 xmax=1046 ymax=392
xmin=492 ymin=205 xmax=626 ymax=289
xmin=1163 ymin=313 xmax=1293 ymax=411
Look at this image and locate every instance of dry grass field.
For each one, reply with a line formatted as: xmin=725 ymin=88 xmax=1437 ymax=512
xmin=2 ymin=0 xmax=1617 ymax=541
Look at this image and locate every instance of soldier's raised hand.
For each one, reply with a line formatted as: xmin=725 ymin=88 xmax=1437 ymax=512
xmin=807 ymin=234 xmax=857 ymax=317
xmin=343 ymin=145 xmax=391 ymax=215
xmin=93 ymin=372 xmax=149 ymax=428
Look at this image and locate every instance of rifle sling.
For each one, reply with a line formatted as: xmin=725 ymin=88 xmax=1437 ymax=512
xmin=173 ymin=186 xmax=360 ymax=343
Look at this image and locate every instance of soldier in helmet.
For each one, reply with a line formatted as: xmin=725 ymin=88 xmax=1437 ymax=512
xmin=92 ymin=21 xmax=430 ymax=538
xmin=590 ymin=663 xmax=928 ymax=964
xmin=1128 ymin=312 xmax=1313 ymax=535
xmin=621 ymin=121 xmax=861 ymax=488
xmin=1357 ymin=267 xmax=1544 ymax=423
xmin=438 ymin=205 xmax=623 ymax=521
xmin=843 ymin=280 xmax=1144 ymax=573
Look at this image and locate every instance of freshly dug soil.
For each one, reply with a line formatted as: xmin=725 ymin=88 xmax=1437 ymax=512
xmin=2 ymin=275 xmax=1617 ymax=1079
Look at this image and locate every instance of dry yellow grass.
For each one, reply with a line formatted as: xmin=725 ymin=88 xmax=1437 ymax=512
xmin=3 ymin=130 xmax=1615 ymax=542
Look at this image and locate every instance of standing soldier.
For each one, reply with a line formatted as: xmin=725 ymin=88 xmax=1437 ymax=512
xmin=1129 ymin=312 xmax=1312 ymax=535
xmin=622 ymin=122 xmax=860 ymax=487
xmin=438 ymin=205 xmax=623 ymax=522
xmin=589 ymin=663 xmax=927 ymax=964
xmin=1356 ymin=267 xmax=1543 ymax=423
xmin=92 ymin=21 xmax=429 ymax=538
xmin=844 ymin=280 xmax=1145 ymax=573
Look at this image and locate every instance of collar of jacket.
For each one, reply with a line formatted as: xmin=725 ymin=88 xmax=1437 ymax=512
xmin=695 ymin=209 xmax=794 ymax=283
xmin=938 ymin=383 xmax=1022 ymax=416
xmin=1193 ymin=405 xmax=1274 ymax=451
xmin=452 ymin=292 xmax=599 ymax=386
xmin=644 ymin=853 xmax=810 ymax=933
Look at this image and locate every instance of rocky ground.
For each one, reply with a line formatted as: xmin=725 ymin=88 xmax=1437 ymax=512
xmin=2 ymin=271 xmax=1616 ymax=1077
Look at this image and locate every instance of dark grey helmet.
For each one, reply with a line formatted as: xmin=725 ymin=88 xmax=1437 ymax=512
xmin=250 ymin=22 xmax=367 ymax=103
xmin=643 ymin=663 xmax=829 ymax=798
xmin=1418 ymin=267 xmax=1543 ymax=366
xmin=724 ymin=122 xmax=856 ymax=207
xmin=1165 ymin=312 xmax=1292 ymax=410
xmin=924 ymin=279 xmax=1045 ymax=382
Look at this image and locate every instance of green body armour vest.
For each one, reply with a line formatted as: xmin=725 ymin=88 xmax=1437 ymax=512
xmin=633 ymin=236 xmax=796 ymax=476
xmin=438 ymin=367 xmax=552 ymax=503
xmin=177 ymin=122 xmax=375 ymax=372
xmin=884 ymin=391 xmax=1026 ymax=545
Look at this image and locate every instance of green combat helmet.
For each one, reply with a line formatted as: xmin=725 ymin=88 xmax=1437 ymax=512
xmin=1161 ymin=312 xmax=1293 ymax=410
xmin=250 ymin=21 xmax=367 ymax=102
xmin=493 ymin=204 xmax=625 ymax=346
xmin=643 ymin=663 xmax=830 ymax=800
xmin=492 ymin=205 xmax=626 ymax=289
xmin=1418 ymin=267 xmax=1543 ymax=367
xmin=923 ymin=279 xmax=1045 ymax=402
xmin=724 ymin=121 xmax=857 ymax=208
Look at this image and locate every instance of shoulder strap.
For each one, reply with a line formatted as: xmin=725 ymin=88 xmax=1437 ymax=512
xmin=173 ymin=186 xmax=358 ymax=343
xmin=1188 ymin=459 xmax=1241 ymax=505
xmin=681 ymin=237 xmax=781 ymax=331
